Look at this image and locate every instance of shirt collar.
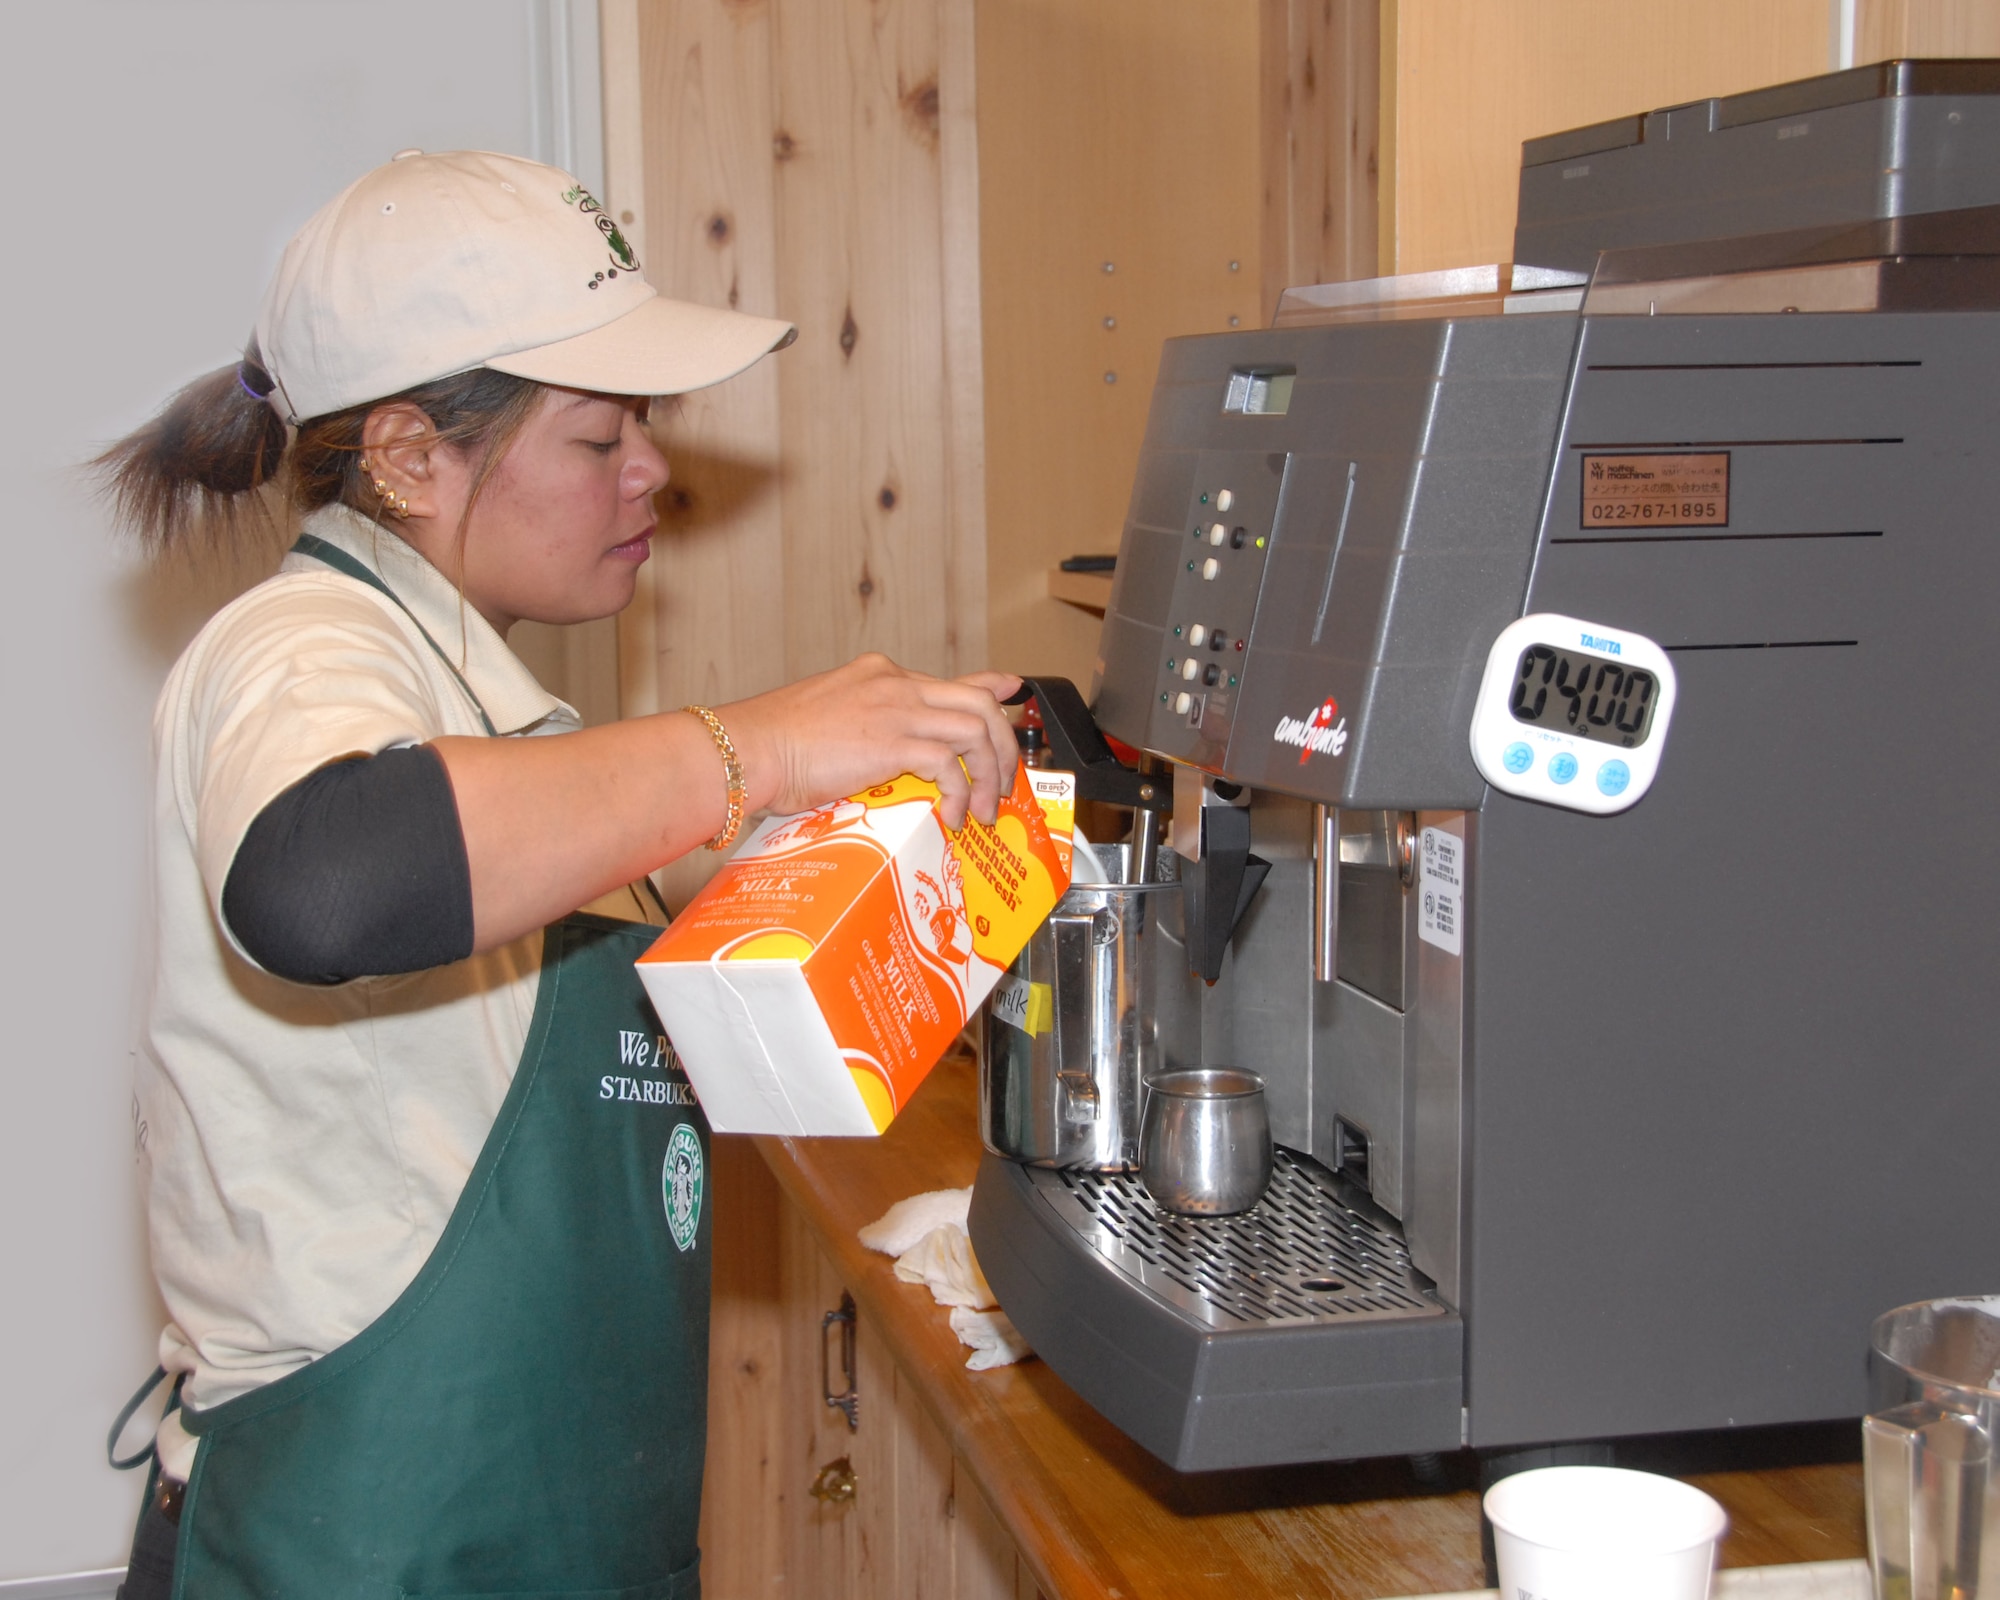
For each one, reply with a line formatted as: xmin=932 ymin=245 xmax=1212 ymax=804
xmin=282 ymin=504 xmax=581 ymax=737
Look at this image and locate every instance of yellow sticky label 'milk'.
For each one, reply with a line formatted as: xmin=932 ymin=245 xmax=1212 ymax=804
xmin=637 ymin=766 xmax=1075 ymax=1136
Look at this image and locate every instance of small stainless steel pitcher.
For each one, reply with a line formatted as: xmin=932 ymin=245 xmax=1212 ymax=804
xmin=1867 ymin=1296 xmax=2000 ymax=1600
xmin=979 ymin=847 xmax=1193 ymax=1169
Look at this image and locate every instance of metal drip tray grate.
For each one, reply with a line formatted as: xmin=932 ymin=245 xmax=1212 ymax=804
xmin=1029 ymin=1149 xmax=1446 ymax=1330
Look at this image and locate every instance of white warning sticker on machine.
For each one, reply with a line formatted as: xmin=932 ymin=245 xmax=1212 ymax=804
xmin=1418 ymin=827 xmax=1463 ymax=956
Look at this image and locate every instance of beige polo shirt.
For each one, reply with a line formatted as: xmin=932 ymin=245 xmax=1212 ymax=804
xmin=141 ymin=504 xmax=609 ymax=1479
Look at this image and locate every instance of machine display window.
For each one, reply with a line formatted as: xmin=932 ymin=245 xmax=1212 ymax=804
xmin=1508 ymin=644 xmax=1657 ymax=747
xmin=1222 ymin=367 xmax=1295 ymax=415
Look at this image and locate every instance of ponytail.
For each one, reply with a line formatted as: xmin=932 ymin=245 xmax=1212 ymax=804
xmin=94 ymin=348 xmax=288 ymax=555
xmin=97 ymin=348 xmax=544 ymax=558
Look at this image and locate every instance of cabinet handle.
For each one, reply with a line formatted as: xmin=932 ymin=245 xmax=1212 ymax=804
xmin=810 ymin=1455 xmax=858 ymax=1504
xmin=822 ymin=1291 xmax=859 ymax=1431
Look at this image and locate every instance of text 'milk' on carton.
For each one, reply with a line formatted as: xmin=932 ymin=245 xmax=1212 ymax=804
xmin=637 ymin=767 xmax=1075 ymax=1136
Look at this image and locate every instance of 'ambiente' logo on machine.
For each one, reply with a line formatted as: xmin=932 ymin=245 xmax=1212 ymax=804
xmin=1272 ymin=697 xmax=1348 ymax=764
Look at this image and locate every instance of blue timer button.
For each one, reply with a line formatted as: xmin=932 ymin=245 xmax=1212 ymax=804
xmin=1502 ymin=742 xmax=1533 ymax=775
xmin=1547 ymin=752 xmax=1579 ymax=785
xmin=1597 ymin=759 xmax=1631 ymax=797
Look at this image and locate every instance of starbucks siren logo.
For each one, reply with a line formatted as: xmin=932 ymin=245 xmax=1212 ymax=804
xmin=663 ymin=1123 xmax=703 ymax=1253
xmin=562 ymin=183 xmax=641 ymax=290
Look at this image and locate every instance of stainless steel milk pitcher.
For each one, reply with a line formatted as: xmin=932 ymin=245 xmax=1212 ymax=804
xmin=980 ymin=847 xmax=1193 ymax=1169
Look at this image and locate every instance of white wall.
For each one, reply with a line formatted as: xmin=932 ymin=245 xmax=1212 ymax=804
xmin=0 ymin=1 xmax=600 ymax=1580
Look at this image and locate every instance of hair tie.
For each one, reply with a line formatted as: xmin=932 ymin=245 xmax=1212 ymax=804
xmin=236 ymin=361 xmax=275 ymax=403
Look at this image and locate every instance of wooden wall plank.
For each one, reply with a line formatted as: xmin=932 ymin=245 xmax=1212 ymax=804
xmin=634 ymin=0 xmax=792 ymax=909
xmin=977 ymin=0 xmax=1263 ymax=691
xmin=1261 ymin=0 xmax=1382 ymax=317
xmin=1857 ymin=0 xmax=2000 ymax=57
xmin=937 ymin=0 xmax=990 ymax=679
xmin=604 ymin=0 xmax=658 ymax=722
xmin=1388 ymin=0 xmax=1833 ymax=274
xmin=770 ymin=0 xmax=954 ymax=678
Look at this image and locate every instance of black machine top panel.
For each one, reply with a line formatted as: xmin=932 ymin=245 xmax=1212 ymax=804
xmin=1516 ymin=58 xmax=2000 ymax=273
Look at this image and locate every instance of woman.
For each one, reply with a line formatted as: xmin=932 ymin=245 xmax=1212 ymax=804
xmin=101 ymin=149 xmax=1018 ymax=1600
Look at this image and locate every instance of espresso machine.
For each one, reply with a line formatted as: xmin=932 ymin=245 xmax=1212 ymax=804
xmin=969 ymin=59 xmax=2000 ymax=1473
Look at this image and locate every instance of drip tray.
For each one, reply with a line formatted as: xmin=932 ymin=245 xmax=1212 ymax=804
xmin=970 ymin=1149 xmax=1464 ymax=1472
xmin=1033 ymin=1150 xmax=1445 ymax=1330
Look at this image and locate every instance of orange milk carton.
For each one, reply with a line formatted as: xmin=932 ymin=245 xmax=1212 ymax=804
xmin=636 ymin=766 xmax=1075 ymax=1135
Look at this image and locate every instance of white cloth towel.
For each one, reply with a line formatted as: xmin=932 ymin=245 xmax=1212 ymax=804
xmin=860 ymin=1187 xmax=1032 ymax=1369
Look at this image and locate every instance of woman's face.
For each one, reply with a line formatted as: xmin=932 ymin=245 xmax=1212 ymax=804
xmin=416 ymin=388 xmax=671 ymax=633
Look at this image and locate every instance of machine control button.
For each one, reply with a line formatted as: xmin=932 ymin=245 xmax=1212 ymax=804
xmin=1216 ymin=489 xmax=1234 ymax=511
xmin=1596 ymin=759 xmax=1631 ymax=797
xmin=1181 ymin=657 xmax=1200 ymax=680
xmin=1202 ymin=558 xmax=1220 ymax=580
xmin=1174 ymin=692 xmax=1193 ymax=714
xmin=1503 ymin=742 xmax=1533 ymax=775
xmin=1548 ymin=752 xmax=1579 ymax=785
xmin=1209 ymin=523 xmax=1227 ymax=546
xmin=1209 ymin=631 xmax=1226 ymax=651
xmin=1202 ymin=663 xmax=1220 ymax=686
xmin=1188 ymin=624 xmax=1208 ymax=647
xmin=1230 ymin=526 xmax=1248 ymax=549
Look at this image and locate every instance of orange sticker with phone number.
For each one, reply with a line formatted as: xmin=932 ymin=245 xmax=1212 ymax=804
xmin=1581 ymin=452 xmax=1729 ymax=529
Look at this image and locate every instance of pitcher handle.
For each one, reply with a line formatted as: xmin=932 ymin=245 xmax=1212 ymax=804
xmin=1866 ymin=1401 xmax=1990 ymax=1600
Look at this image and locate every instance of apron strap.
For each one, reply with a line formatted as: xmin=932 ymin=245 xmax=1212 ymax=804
xmin=292 ymin=532 xmax=499 ymax=738
xmin=107 ymin=1366 xmax=178 ymax=1470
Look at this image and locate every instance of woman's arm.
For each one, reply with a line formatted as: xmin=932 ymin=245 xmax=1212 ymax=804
xmin=434 ymin=653 xmax=1020 ymax=953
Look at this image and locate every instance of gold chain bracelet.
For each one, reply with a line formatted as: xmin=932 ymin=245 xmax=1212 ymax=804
xmin=682 ymin=705 xmax=746 ymax=852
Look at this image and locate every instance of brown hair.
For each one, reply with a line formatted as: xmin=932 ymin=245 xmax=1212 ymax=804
xmin=96 ymin=345 xmax=546 ymax=556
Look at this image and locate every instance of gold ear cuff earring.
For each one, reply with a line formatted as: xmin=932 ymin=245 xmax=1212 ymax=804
xmin=361 ymin=460 xmax=409 ymax=516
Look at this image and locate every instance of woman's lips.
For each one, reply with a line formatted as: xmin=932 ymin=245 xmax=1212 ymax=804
xmin=609 ymin=528 xmax=655 ymax=563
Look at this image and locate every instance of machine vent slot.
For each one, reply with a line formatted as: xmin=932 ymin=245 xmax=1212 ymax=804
xmin=1584 ymin=360 xmax=1923 ymax=372
xmin=1569 ymin=436 xmax=1904 ymax=449
xmin=1552 ymin=532 xmax=1880 ymax=552
xmin=1039 ymin=1150 xmax=1444 ymax=1328
xmin=1666 ymin=639 xmax=1858 ymax=652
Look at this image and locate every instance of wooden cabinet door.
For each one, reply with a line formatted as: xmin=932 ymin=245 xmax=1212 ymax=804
xmin=701 ymin=1140 xmax=1040 ymax=1598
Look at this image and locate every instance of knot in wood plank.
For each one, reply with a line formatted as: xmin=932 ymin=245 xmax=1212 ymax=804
xmin=900 ymin=74 xmax=941 ymax=148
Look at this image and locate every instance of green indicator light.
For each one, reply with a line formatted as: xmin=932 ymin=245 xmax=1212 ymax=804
xmin=1199 ymin=492 xmax=1210 ymax=504
xmin=1167 ymin=658 xmax=1176 ymax=669
xmin=1160 ymin=693 xmax=1169 ymax=704
xmin=1173 ymin=625 xmax=1182 ymax=635
xmin=1186 ymin=560 xmax=1196 ymax=571
xmin=1229 ymin=674 xmax=1238 ymax=686
xmin=1256 ymin=536 xmax=1266 ymax=549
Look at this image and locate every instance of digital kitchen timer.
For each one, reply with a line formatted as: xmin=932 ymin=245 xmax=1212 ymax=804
xmin=1469 ymin=613 xmax=1678 ymax=815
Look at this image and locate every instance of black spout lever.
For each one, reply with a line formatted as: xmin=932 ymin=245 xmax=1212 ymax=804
xmin=1181 ymin=803 xmax=1270 ymax=983
xmin=1005 ymin=677 xmax=1170 ymax=814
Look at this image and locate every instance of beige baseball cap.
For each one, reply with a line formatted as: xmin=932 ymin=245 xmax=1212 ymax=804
xmin=254 ymin=148 xmax=794 ymax=424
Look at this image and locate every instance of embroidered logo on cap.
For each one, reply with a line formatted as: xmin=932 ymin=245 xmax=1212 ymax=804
xmin=563 ymin=183 xmax=641 ymax=289
xmin=664 ymin=1123 xmax=704 ymax=1252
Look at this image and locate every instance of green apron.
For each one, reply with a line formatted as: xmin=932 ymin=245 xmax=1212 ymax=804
xmin=171 ymin=536 xmax=710 ymax=1599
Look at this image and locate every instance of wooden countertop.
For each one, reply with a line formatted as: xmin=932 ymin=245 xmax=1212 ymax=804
xmin=753 ymin=1053 xmax=1866 ymax=1600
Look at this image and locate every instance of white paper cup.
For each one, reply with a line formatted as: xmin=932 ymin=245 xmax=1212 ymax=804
xmin=1483 ymin=1465 xmax=1728 ymax=1600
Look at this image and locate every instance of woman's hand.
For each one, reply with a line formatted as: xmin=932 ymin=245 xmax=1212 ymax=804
xmin=434 ymin=653 xmax=1021 ymax=952
xmin=722 ymin=654 xmax=1022 ymax=830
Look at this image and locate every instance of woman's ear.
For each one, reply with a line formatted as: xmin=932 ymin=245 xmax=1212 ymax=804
xmin=359 ymin=402 xmax=441 ymax=521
